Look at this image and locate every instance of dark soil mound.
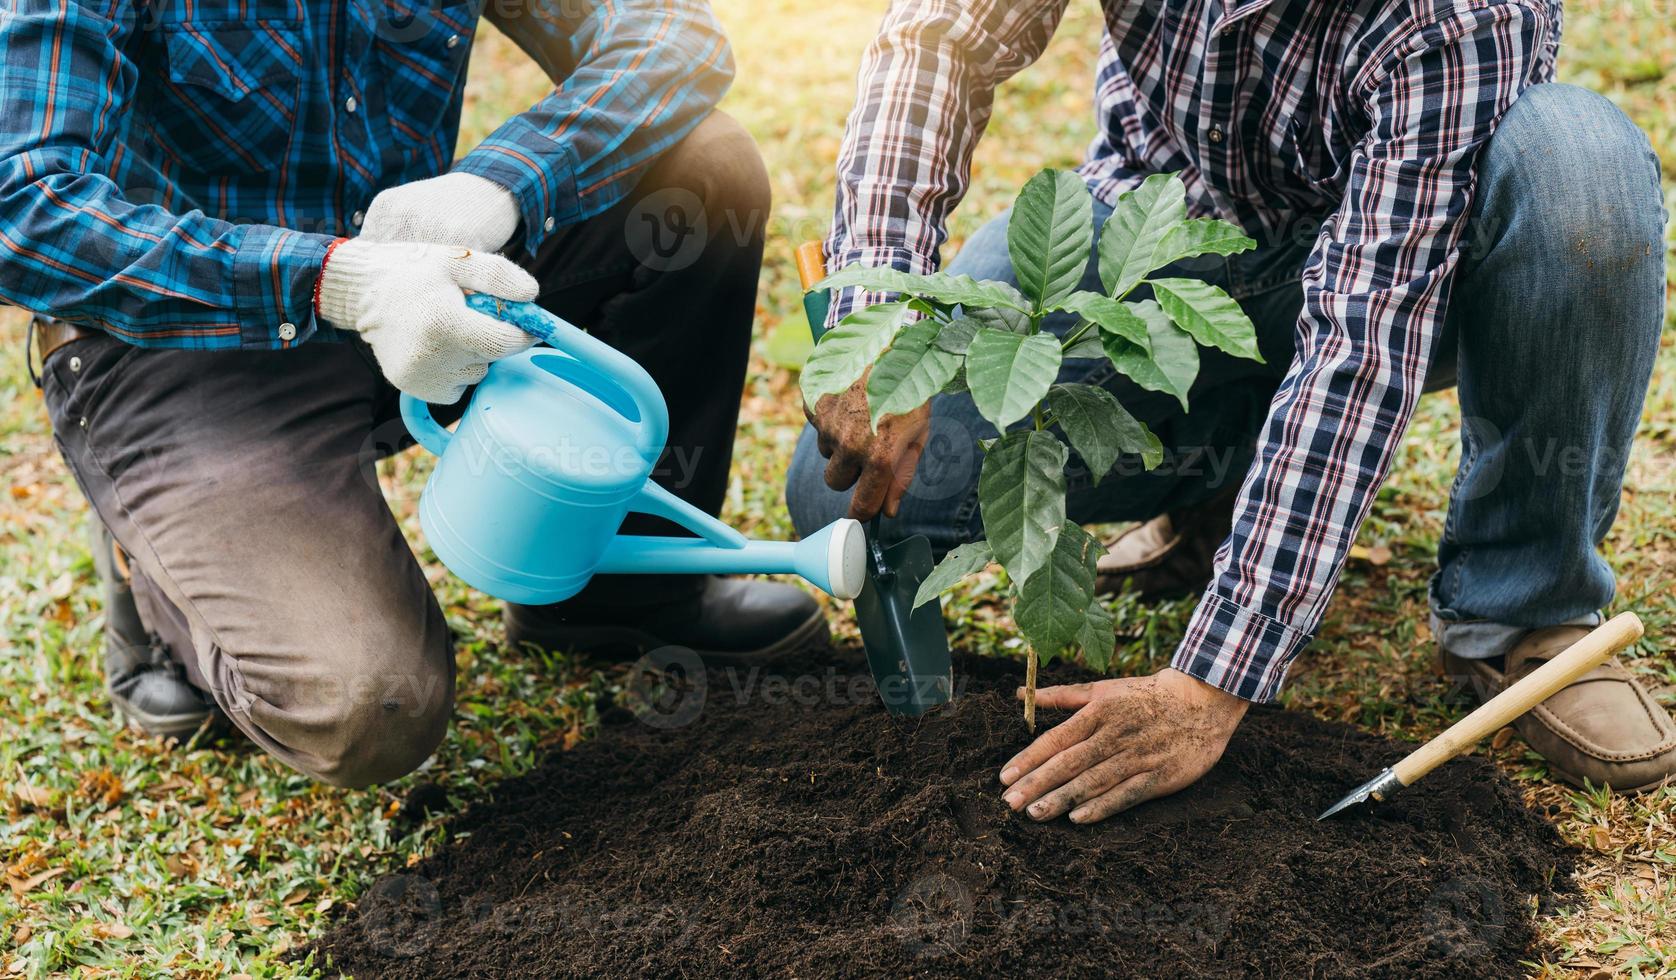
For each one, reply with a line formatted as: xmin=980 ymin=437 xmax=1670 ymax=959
xmin=309 ymin=651 xmax=1574 ymax=978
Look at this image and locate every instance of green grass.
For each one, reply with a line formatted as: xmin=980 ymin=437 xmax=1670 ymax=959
xmin=2 ymin=1 xmax=1673 ymax=975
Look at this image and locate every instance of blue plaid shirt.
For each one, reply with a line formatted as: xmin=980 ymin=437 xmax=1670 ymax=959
xmin=0 ymin=0 xmax=732 ymax=348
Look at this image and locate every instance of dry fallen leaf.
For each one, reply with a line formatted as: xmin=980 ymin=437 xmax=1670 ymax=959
xmin=164 ymin=853 xmax=199 ymax=879
xmin=76 ymin=769 xmax=125 ymax=808
xmin=91 ymin=922 xmax=133 ymax=940
xmin=11 ymin=782 xmax=52 ymax=809
xmin=1490 ymin=727 xmax=1516 ymax=751
xmin=1590 ymin=826 xmax=1613 ymax=852
xmin=6 ymin=867 xmax=67 ymax=897
xmin=1347 ymin=544 xmax=1392 ymax=565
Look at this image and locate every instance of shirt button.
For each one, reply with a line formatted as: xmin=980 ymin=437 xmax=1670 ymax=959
xmin=543 ymin=216 xmax=556 ymax=232
xmin=351 ymin=210 xmax=365 ymax=227
xmin=1208 ymin=126 xmax=1225 ymax=144
xmin=345 ymin=96 xmax=358 ymax=114
xmin=279 ymin=322 xmax=298 ymax=341
xmin=69 ymin=355 xmax=82 ymax=372
xmin=446 ymin=33 xmax=460 ymax=48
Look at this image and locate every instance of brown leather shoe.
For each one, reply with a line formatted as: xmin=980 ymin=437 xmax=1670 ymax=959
xmin=1094 ymin=489 xmax=1236 ymax=600
xmin=1440 ymin=625 xmax=1676 ymax=791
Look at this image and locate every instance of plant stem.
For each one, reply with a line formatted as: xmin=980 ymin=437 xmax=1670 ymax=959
xmin=1024 ymin=652 xmax=1038 ymax=733
xmin=1060 ymin=319 xmax=1095 ymax=351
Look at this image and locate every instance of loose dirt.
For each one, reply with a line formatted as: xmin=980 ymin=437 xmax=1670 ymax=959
xmin=309 ymin=651 xmax=1574 ymax=977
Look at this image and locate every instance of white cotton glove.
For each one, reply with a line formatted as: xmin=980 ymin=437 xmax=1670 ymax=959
xmin=316 ymin=238 xmax=539 ymax=404
xmin=359 ymin=171 xmax=523 ymax=253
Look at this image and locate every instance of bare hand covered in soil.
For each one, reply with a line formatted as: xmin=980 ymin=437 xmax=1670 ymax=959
xmin=308 ymin=652 xmax=1574 ymax=978
xmin=1000 ymin=667 xmax=1249 ymax=823
xmin=807 ymin=374 xmax=932 ymax=522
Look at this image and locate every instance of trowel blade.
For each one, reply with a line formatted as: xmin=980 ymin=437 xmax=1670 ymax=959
xmin=852 ymin=532 xmax=953 ymax=717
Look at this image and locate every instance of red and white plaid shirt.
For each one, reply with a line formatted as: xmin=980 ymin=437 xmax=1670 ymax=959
xmin=826 ymin=0 xmax=1560 ymax=700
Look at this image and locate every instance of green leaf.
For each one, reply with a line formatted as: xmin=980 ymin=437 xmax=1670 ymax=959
xmin=1150 ymin=278 xmax=1264 ymax=363
xmin=1098 ymin=173 xmax=1187 ymax=299
xmin=1046 ymin=383 xmax=1163 ymax=480
xmin=1076 ymin=599 xmax=1116 ymax=672
xmin=910 ymin=540 xmax=995 ymax=609
xmin=799 ymin=302 xmax=911 ymax=410
xmin=978 ymin=430 xmax=1068 ymax=586
xmin=965 ymin=305 xmax=1031 ymax=335
xmin=815 ymin=265 xmax=1031 ymax=313
xmin=1053 ymin=290 xmax=1151 ymax=351
xmin=1016 ymin=522 xmax=1099 ymax=663
xmin=1100 ymin=299 xmax=1199 ymax=411
xmin=941 ymin=365 xmax=969 ymax=395
xmin=965 ymin=329 xmax=1063 ymax=430
xmin=865 ymin=321 xmax=962 ymax=427
xmin=1008 ymin=168 xmax=1094 ymax=311
xmin=932 ymin=316 xmax=981 ymax=354
xmin=1151 ymin=217 xmax=1257 ymax=268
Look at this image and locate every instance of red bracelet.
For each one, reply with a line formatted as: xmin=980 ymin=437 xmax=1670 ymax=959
xmin=313 ymin=236 xmax=350 ymax=318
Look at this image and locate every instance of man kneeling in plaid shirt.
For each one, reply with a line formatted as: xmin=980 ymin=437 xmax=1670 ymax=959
xmin=4 ymin=0 xmax=827 ymax=785
xmin=788 ymin=0 xmax=1674 ymax=822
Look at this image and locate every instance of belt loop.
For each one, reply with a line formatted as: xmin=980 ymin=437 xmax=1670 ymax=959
xmin=25 ymin=316 xmax=42 ymax=390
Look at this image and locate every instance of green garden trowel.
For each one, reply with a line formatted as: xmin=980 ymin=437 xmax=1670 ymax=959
xmin=797 ymin=242 xmax=953 ymax=717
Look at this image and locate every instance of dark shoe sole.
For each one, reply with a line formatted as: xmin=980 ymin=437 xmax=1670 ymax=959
xmin=510 ymin=605 xmax=831 ymax=667
xmin=113 ymin=701 xmax=216 ymax=739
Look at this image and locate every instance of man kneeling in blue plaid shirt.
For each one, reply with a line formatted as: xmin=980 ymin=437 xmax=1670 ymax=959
xmin=789 ymin=0 xmax=1674 ymax=822
xmin=3 ymin=0 xmax=829 ymax=785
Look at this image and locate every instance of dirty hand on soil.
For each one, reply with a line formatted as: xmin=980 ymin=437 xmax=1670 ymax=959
xmin=808 ymin=374 xmax=931 ymax=521
xmin=1000 ymin=668 xmax=1248 ymax=823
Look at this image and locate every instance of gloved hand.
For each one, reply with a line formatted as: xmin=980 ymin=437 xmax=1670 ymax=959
xmin=315 ymin=238 xmax=539 ymax=404
xmin=359 ymin=171 xmax=523 ymax=253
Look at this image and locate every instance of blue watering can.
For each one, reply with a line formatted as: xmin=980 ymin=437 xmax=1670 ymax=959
xmin=400 ymin=294 xmax=865 ymax=606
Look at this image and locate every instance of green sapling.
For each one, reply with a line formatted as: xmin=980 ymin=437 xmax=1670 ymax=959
xmin=802 ymin=168 xmax=1262 ymax=730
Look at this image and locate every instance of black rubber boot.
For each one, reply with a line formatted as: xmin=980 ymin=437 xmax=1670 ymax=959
xmin=504 ymin=576 xmax=829 ymax=666
xmin=90 ymin=523 xmax=216 ymax=738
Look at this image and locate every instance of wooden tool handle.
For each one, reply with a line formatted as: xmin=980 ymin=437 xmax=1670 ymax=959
xmin=1392 ymin=612 xmax=1644 ymax=786
xmin=795 ymin=241 xmax=827 ymax=291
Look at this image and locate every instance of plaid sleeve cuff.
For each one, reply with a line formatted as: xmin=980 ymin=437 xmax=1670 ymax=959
xmin=454 ymin=130 xmax=581 ymax=259
xmin=1171 ymin=593 xmax=1314 ymax=703
xmin=822 ymin=243 xmax=935 ymax=329
xmin=234 ymin=225 xmax=333 ymax=350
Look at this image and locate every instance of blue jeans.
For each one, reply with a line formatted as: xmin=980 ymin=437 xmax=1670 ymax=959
xmin=786 ymin=83 xmax=1667 ymax=661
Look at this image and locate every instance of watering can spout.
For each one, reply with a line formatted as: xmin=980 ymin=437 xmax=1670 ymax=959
xmin=597 ymin=517 xmax=866 ymax=600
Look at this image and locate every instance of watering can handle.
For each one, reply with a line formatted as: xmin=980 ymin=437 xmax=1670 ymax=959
xmin=399 ymin=294 xmax=670 ymax=462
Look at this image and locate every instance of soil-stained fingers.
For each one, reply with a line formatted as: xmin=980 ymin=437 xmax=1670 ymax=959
xmin=848 ymin=437 xmax=925 ymax=521
xmin=1028 ymin=682 xmax=1103 ymax=710
xmin=1020 ymin=756 xmax=1140 ymax=821
xmin=999 ymin=706 xmax=1100 ymax=786
xmin=823 ymin=446 xmax=866 ymax=492
xmin=1067 ymin=771 xmax=1165 ymax=823
xmin=1001 ymin=736 xmax=1112 ymax=811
